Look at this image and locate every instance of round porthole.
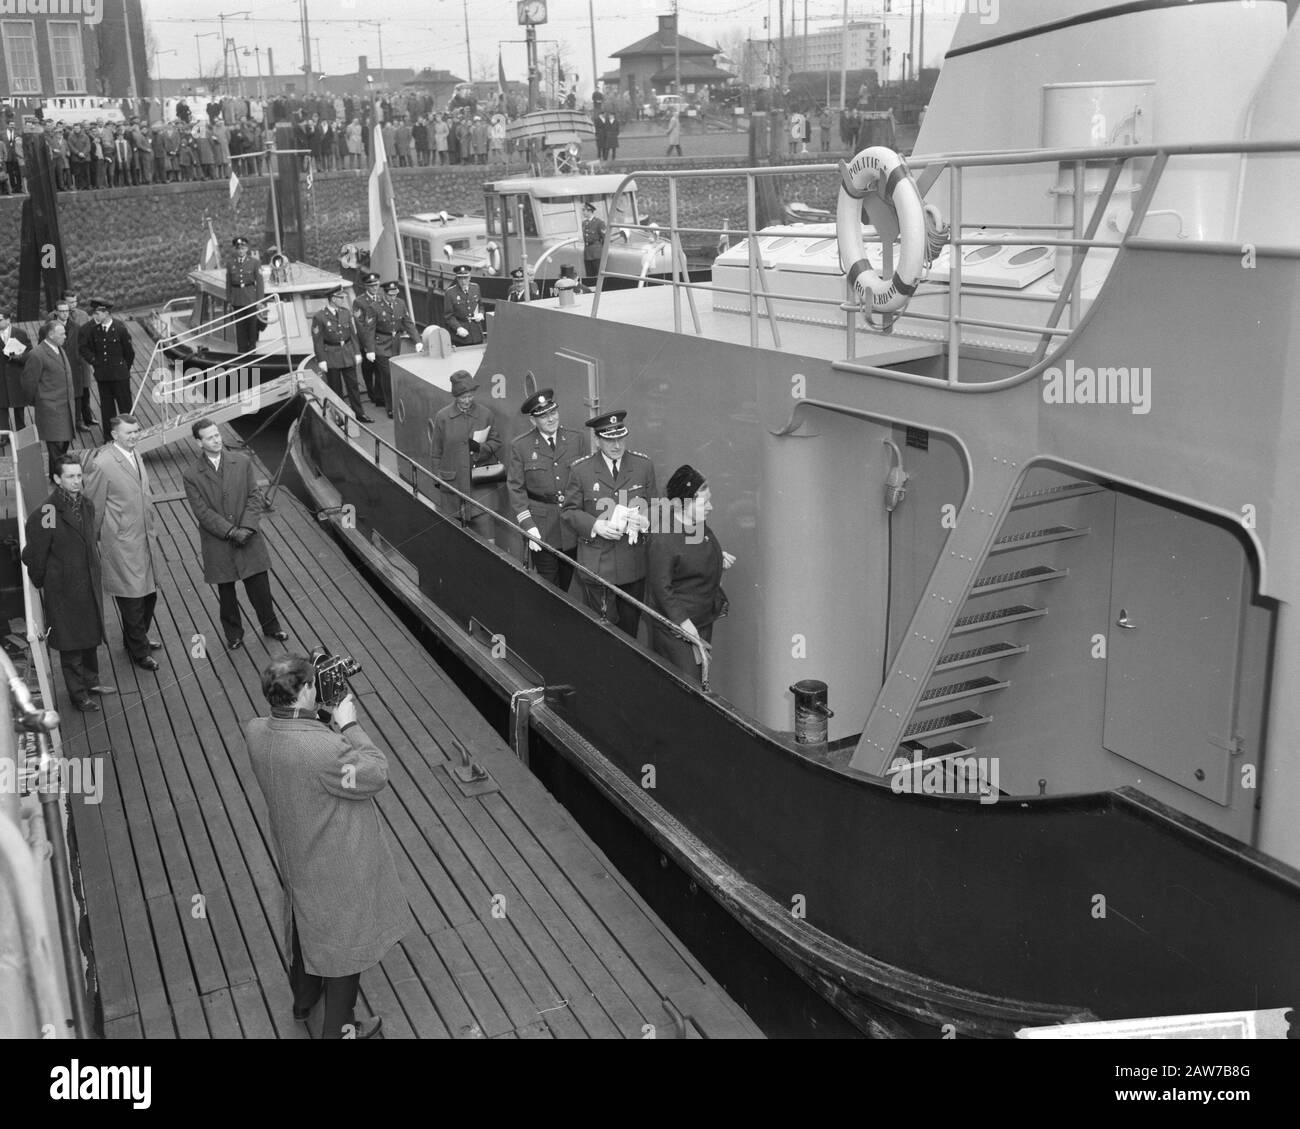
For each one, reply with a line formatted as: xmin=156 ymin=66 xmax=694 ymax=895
xmin=964 ymin=244 xmax=1002 ymax=263
xmin=1008 ymin=246 xmax=1049 ymax=266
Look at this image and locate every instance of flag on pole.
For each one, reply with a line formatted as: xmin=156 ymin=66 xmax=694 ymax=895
xmin=367 ymin=123 xmax=398 ymax=283
xmin=229 ymin=169 xmax=242 ymax=209
xmin=200 ymin=219 xmax=221 ymax=270
xmin=498 ymin=50 xmax=507 ymax=102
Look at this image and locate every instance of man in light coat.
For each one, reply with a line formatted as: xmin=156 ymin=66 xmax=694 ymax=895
xmin=245 ymin=654 xmax=410 ymax=1038
xmin=182 ymin=419 xmax=289 ymax=651
xmin=21 ymin=319 xmax=78 ymax=466
xmin=81 ymin=414 xmax=162 ymax=672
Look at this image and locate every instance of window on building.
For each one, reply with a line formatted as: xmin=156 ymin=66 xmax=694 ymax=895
xmin=48 ymin=21 xmax=86 ymax=95
xmin=2 ymin=21 xmax=41 ymax=94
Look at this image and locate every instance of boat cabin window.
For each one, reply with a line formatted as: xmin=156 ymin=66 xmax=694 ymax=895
xmin=536 ymin=196 xmax=578 ymax=237
xmin=403 ymin=235 xmax=433 ymax=269
xmin=486 ymin=195 xmax=514 ymax=236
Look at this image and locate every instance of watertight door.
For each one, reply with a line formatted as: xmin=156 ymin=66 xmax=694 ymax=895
xmin=1102 ymin=495 xmax=1244 ymax=804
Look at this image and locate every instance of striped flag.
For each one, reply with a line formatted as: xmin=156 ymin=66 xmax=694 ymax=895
xmin=229 ymin=169 xmax=242 ymax=209
xmin=200 ymin=219 xmax=221 ymax=270
xmin=367 ymin=123 xmax=398 ymax=283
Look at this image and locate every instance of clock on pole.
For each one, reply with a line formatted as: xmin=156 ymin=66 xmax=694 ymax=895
xmin=518 ymin=0 xmax=548 ymax=25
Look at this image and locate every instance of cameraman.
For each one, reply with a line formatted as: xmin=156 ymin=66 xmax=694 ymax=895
xmin=244 ymin=654 xmax=410 ymax=1039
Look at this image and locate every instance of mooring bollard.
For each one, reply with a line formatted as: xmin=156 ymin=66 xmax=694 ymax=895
xmin=789 ymin=679 xmax=834 ymax=745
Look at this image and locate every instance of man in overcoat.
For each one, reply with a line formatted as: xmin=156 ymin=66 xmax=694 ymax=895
xmin=81 ymin=415 xmax=162 ymax=672
xmin=245 ymin=654 xmax=410 ymax=1038
xmin=444 ymin=264 xmax=485 ymax=345
xmin=506 ymin=387 xmax=580 ymax=591
xmin=22 ymin=319 xmax=78 ymax=466
xmin=562 ymin=409 xmax=657 ymax=637
xmin=0 ymin=307 xmax=31 ymax=435
xmin=21 ymin=454 xmax=113 ymax=712
xmin=62 ymin=292 xmax=99 ymax=430
xmin=78 ymin=298 xmax=135 ymax=444
xmin=429 ymin=370 xmax=502 ymax=540
xmin=182 ymin=419 xmax=289 ymax=651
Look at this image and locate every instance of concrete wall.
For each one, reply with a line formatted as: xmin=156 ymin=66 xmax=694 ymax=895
xmin=0 ymin=155 xmax=839 ymax=315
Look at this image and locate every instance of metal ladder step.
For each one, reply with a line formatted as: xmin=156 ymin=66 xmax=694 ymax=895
xmin=989 ymin=525 xmax=1090 ymax=554
xmin=918 ymin=676 xmax=1009 ymax=709
xmin=970 ymin=565 xmax=1067 ymax=596
xmin=902 ymin=710 xmax=990 ymax=741
xmin=1010 ymin=483 xmax=1105 ymax=510
xmin=887 ymin=740 xmax=974 ymax=773
xmin=935 ymin=641 xmax=1028 ymax=672
xmin=951 ymin=604 xmax=1047 ymax=635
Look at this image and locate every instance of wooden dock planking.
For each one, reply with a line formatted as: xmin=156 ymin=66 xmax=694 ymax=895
xmin=49 ymin=319 xmax=760 ymax=1038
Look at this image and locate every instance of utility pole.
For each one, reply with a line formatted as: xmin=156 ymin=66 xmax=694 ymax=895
xmin=588 ymin=0 xmax=598 ymax=107
xmin=908 ymin=0 xmax=916 ymax=84
xmin=122 ymin=0 xmax=140 ymax=99
xmin=526 ymin=22 xmax=538 ymax=112
xmin=919 ymin=0 xmax=925 ymax=78
xmin=299 ymin=0 xmax=313 ymax=93
xmin=838 ymin=0 xmax=848 ymax=111
xmin=220 ymin=11 xmax=228 ymax=90
xmin=673 ymin=0 xmax=681 ymax=97
xmin=463 ymin=0 xmax=473 ymax=85
xmin=777 ymin=0 xmax=784 ymax=108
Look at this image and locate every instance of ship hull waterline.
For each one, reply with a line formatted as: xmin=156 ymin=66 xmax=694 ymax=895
xmin=291 ymin=402 xmax=1300 ymax=1038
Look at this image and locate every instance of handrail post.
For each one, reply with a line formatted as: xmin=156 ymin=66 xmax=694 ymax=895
xmin=947 ymin=164 xmax=963 ymax=385
xmin=669 ymin=175 xmax=682 ymax=335
xmin=1071 ymin=159 xmax=1085 ymax=330
xmin=746 ymin=173 xmax=758 ymax=349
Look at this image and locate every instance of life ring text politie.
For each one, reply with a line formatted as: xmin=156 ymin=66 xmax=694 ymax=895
xmin=837 ymin=146 xmax=928 ymax=314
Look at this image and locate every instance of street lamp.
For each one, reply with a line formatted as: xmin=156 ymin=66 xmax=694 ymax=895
xmin=194 ymin=32 xmax=219 ymax=88
xmin=242 ymin=46 xmax=264 ymax=101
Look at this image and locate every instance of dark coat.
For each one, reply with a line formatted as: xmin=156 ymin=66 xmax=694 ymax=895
xmin=647 ymin=524 xmax=727 ymax=628
xmin=244 ymin=715 xmax=411 ymax=977
xmin=310 ymin=304 xmax=361 ymax=370
xmin=506 ymin=425 xmax=581 ymax=550
xmin=21 ymin=491 xmax=105 ymax=652
xmin=562 ymin=449 xmax=657 ymax=585
xmin=21 ymin=340 xmax=78 ymax=443
xmin=225 ymin=254 xmax=264 ymax=311
xmin=430 ymin=400 xmax=501 ymax=496
xmin=65 ymin=310 xmax=92 ymax=396
xmin=181 ymin=449 xmax=272 ymax=584
xmin=444 ymin=282 xmax=485 ymax=344
xmin=0 ymin=324 xmax=32 ymax=415
xmin=78 ymin=317 xmax=135 ymax=384
xmin=356 ymin=293 xmax=417 ymax=357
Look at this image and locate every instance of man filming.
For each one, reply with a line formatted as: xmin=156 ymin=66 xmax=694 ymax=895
xmin=244 ymin=654 xmax=411 ymax=1039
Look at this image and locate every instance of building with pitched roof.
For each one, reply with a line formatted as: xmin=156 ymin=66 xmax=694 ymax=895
xmin=609 ymin=14 xmax=732 ymax=106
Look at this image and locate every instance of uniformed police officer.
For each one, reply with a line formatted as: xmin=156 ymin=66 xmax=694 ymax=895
xmin=581 ymin=202 xmax=606 ymax=285
xmin=225 ymin=236 xmax=265 ymax=356
xmin=351 ymin=271 xmax=384 ymax=405
xmin=507 ymin=386 xmax=580 ymax=591
xmin=359 ymin=280 xmax=422 ymax=419
xmin=310 ymin=286 xmax=373 ymax=422
xmin=505 ymin=267 xmax=537 ymax=303
xmin=445 ymin=264 xmax=485 ymax=345
xmin=562 ymin=410 xmax=657 ymax=637
xmin=78 ymin=299 xmax=135 ymax=444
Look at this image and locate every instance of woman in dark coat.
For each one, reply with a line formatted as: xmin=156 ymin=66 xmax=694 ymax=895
xmin=647 ymin=464 xmax=736 ymax=682
xmin=21 ymin=454 xmax=109 ymax=711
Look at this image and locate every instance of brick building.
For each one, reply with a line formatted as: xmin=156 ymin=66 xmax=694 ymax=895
xmin=609 ymin=14 xmax=731 ymax=106
xmin=0 ymin=0 xmax=149 ymax=103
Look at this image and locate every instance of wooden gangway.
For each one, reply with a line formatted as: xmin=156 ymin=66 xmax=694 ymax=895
xmin=20 ymin=318 xmax=760 ymax=1039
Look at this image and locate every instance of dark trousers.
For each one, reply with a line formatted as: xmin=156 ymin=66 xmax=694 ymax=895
xmin=584 ymin=257 xmax=601 ymax=286
xmin=651 ymin=620 xmax=713 ymax=682
xmin=580 ymin=577 xmax=644 ymax=637
xmin=326 ymin=366 xmax=365 ymax=414
xmin=59 ymin=646 xmax=100 ymax=701
xmin=359 ymin=354 xmax=378 ymax=400
xmin=372 ymin=353 xmax=393 ymax=407
xmin=80 ymin=389 xmax=96 ymax=424
xmin=234 ymin=309 xmax=260 ymax=355
xmin=2 ymin=404 xmax=24 ymax=432
xmin=5 ymin=160 xmax=21 ymax=192
xmin=217 ymin=570 xmax=280 ymax=645
xmin=532 ymin=543 xmax=575 ymax=593
xmin=289 ymin=917 xmax=361 ymax=1039
xmin=115 ymin=592 xmax=157 ymax=660
xmin=98 ymin=381 xmax=132 ymax=442
xmin=45 ymin=440 xmax=69 ymax=468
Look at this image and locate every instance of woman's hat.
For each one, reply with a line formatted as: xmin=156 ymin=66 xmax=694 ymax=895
xmin=666 ymin=464 xmax=706 ymax=502
xmin=450 ymin=370 xmax=479 ymax=396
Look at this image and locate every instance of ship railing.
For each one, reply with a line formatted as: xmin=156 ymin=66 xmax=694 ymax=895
xmin=133 ymin=293 xmax=296 ymax=432
xmin=0 ymin=431 xmax=93 ymax=1037
xmin=590 ymin=138 xmax=1300 ymax=389
xmin=298 ymin=375 xmax=714 ymax=688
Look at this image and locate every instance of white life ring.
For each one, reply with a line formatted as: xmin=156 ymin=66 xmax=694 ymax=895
xmin=485 ymin=241 xmax=501 ymax=275
xmin=836 ymin=146 xmax=927 ymax=314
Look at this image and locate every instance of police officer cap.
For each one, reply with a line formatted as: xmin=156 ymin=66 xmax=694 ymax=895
xmin=521 ymin=388 xmax=557 ymax=416
xmin=382 ymin=280 xmax=401 ymax=293
xmin=453 ymin=264 xmax=473 ymax=277
xmin=88 ymin=298 xmax=114 ymax=311
xmin=583 ymin=202 xmax=596 ymax=213
xmin=360 ymin=271 xmax=380 ymax=285
xmin=585 ymin=409 xmax=628 ymax=439
xmin=510 ymin=267 xmax=525 ymax=279
xmin=231 ymin=236 xmax=249 ymax=248
xmin=327 ymin=284 xmax=348 ymax=298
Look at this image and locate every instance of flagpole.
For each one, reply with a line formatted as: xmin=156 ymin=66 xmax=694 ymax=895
xmin=390 ymin=188 xmax=416 ymax=325
xmin=267 ymin=145 xmax=284 ymax=254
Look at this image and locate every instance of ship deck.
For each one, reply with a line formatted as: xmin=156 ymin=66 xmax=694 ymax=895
xmin=20 ymin=318 xmax=760 ymax=1039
